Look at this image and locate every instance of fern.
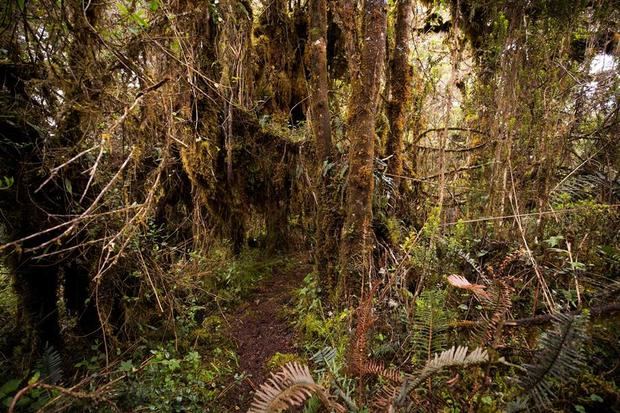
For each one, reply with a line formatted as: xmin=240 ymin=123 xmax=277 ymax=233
xmin=311 ymin=346 xmax=338 ymax=375
xmin=248 ymin=362 xmax=345 ymax=413
xmin=359 ymin=360 xmax=402 ymax=383
xmin=371 ymin=383 xmax=399 ymax=412
xmin=550 ymin=168 xmax=612 ymax=204
xmin=393 ymin=346 xmax=489 ymax=408
xmin=37 ymin=344 xmax=63 ymax=385
xmin=447 ymin=274 xmax=491 ymax=301
xmin=482 ymin=280 xmax=514 ymax=346
xmin=509 ymin=313 xmax=588 ymax=411
xmin=446 ymin=274 xmax=514 ymax=346
xmin=409 ymin=289 xmax=450 ymax=366
xmin=347 ymin=291 xmax=376 ymax=376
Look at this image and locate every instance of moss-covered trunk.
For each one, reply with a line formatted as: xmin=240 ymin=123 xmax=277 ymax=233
xmin=338 ymin=0 xmax=387 ymax=298
xmin=308 ymin=0 xmax=339 ymax=288
xmin=385 ymin=0 xmax=414 ymax=192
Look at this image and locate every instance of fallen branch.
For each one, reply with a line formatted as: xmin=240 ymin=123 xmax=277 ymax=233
xmin=450 ymin=303 xmax=620 ymax=330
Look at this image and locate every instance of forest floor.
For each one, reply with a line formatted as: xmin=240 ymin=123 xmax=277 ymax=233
xmin=220 ymin=255 xmax=309 ymax=411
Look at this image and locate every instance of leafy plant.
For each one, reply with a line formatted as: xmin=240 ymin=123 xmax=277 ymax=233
xmin=392 ymin=346 xmax=490 ymax=409
xmin=409 ymin=289 xmax=450 ymax=366
xmin=119 ymin=347 xmax=237 ymax=412
xmin=36 ymin=345 xmax=63 ymax=386
xmin=509 ymin=313 xmax=589 ymax=411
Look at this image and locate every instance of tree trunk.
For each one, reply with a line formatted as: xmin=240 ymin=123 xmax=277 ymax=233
xmin=308 ymin=0 xmax=339 ymax=288
xmin=385 ymin=0 xmax=414 ymax=192
xmin=338 ymin=0 xmax=387 ymax=298
xmin=308 ymin=0 xmax=332 ymax=162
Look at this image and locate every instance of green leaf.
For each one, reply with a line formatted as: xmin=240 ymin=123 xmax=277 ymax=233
xmin=130 ymin=11 xmax=148 ymax=28
xmin=116 ymin=3 xmax=129 ymax=15
xmin=28 ymin=371 xmax=40 ymax=386
xmin=0 ymin=176 xmax=14 ymax=190
xmin=148 ymin=0 xmax=159 ymax=11
xmin=119 ymin=360 xmax=134 ymax=372
xmin=0 ymin=379 xmax=20 ymax=397
xmin=170 ymin=39 xmax=181 ymax=57
xmin=64 ymin=178 xmax=72 ymax=195
xmin=545 ymin=235 xmax=564 ymax=248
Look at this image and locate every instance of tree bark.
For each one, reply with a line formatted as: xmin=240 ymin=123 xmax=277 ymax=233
xmin=338 ymin=0 xmax=387 ymax=298
xmin=385 ymin=0 xmax=414 ymax=192
xmin=308 ymin=0 xmax=332 ymax=162
xmin=308 ymin=0 xmax=339 ymax=288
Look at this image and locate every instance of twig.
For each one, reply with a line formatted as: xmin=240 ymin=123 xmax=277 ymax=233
xmin=440 ymin=203 xmax=620 ymax=226
xmin=34 ymin=146 xmax=97 ymax=193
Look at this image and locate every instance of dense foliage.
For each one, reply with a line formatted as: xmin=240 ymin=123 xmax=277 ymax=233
xmin=1 ymin=0 xmax=618 ymax=411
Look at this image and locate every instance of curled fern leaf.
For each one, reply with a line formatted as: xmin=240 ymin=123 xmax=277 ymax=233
xmin=247 ymin=362 xmax=345 ymax=413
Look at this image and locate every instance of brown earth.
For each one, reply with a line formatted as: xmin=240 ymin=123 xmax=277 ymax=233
xmin=217 ymin=256 xmax=309 ymax=411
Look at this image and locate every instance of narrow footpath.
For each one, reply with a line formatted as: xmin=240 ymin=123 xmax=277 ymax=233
xmin=220 ymin=256 xmax=309 ymax=411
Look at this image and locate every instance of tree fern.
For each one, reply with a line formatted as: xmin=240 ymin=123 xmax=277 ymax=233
xmin=509 ymin=313 xmax=588 ymax=411
xmin=248 ymin=362 xmax=345 ymax=413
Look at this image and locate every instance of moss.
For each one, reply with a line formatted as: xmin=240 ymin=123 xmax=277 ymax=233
xmin=266 ymin=352 xmax=304 ymax=371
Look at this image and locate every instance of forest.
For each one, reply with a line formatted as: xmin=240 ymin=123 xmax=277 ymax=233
xmin=0 ymin=0 xmax=619 ymax=411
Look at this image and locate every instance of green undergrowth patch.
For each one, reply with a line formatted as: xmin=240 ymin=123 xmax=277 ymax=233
xmin=114 ymin=344 xmax=240 ymax=412
xmin=177 ymin=245 xmax=291 ymax=309
xmin=63 ymin=247 xmax=290 ymax=412
xmin=294 ymin=272 xmax=351 ymax=359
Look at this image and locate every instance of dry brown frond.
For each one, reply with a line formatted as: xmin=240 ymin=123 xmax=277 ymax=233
xmin=484 ymin=279 xmax=514 ymax=345
xmin=347 ymin=289 xmax=377 ymax=376
xmin=359 ymin=360 xmax=403 ymax=383
xmin=247 ymin=362 xmax=345 ymax=413
xmin=447 ymin=274 xmax=491 ymax=301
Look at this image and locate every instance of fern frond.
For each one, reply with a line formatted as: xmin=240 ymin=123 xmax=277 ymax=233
xmin=482 ymin=280 xmax=514 ymax=345
xmin=248 ymin=362 xmax=345 ymax=413
xmin=311 ymin=346 xmax=337 ymax=367
xmin=359 ymin=360 xmax=402 ymax=383
xmin=512 ymin=313 xmax=588 ymax=410
xmin=372 ymin=384 xmax=399 ymax=412
xmin=410 ymin=289 xmax=449 ymax=365
xmin=447 ymin=274 xmax=491 ymax=300
xmin=412 ymin=346 xmax=489 ymax=389
xmin=394 ymin=346 xmax=489 ymax=408
xmin=347 ymin=291 xmax=377 ymax=376
xmin=492 ymin=249 xmax=525 ymax=278
xmin=550 ymin=168 xmax=611 ymax=203
xmin=38 ymin=344 xmax=63 ymax=385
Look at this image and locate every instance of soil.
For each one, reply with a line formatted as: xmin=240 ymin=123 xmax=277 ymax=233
xmin=218 ymin=256 xmax=309 ymax=411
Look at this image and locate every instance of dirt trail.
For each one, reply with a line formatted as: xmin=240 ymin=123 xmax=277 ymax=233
xmin=220 ymin=256 xmax=309 ymax=410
